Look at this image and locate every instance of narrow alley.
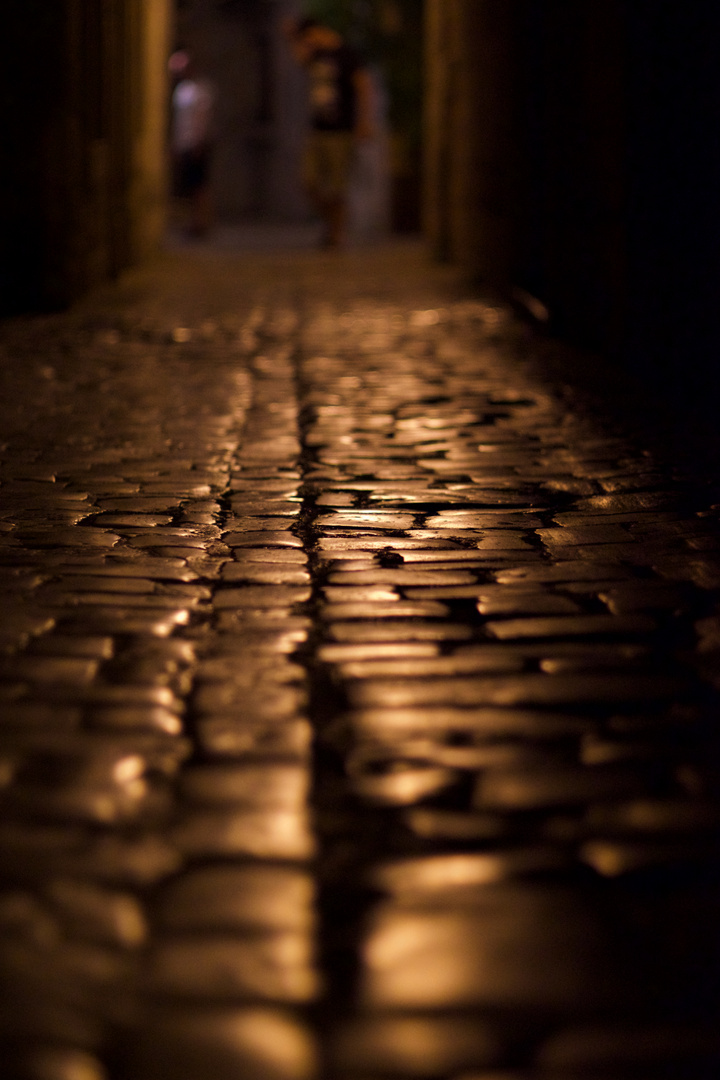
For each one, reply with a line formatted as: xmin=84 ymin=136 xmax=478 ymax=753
xmin=1 ymin=239 xmax=719 ymax=1079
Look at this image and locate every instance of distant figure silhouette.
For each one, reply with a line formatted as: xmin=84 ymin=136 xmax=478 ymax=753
xmin=169 ymin=50 xmax=215 ymax=237
xmin=284 ymin=17 xmax=375 ymax=248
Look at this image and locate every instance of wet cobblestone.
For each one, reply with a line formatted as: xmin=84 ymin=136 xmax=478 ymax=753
xmin=1 ymin=242 xmax=720 ymax=1078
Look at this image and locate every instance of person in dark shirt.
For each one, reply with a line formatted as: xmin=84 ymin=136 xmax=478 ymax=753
xmin=285 ymin=17 xmax=375 ymax=248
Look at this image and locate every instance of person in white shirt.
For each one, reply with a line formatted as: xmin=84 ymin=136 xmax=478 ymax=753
xmin=170 ymin=50 xmax=215 ymax=236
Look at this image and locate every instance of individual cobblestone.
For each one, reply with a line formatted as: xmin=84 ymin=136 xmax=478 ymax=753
xmin=1 ymin=243 xmax=720 ymax=1078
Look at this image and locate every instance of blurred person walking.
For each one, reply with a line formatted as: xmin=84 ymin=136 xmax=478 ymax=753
xmin=285 ymin=17 xmax=375 ymax=248
xmin=170 ymin=50 xmax=216 ymax=237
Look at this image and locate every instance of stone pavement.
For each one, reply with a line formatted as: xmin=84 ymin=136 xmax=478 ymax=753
xmin=1 ymin=238 xmax=720 ymax=1080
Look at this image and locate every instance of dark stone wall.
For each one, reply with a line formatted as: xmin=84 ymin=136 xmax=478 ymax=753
xmin=620 ymin=5 xmax=720 ymax=396
xmin=514 ymin=3 xmax=720 ymax=394
xmin=2 ymin=3 xmax=65 ymax=312
xmin=513 ymin=2 xmax=627 ymax=352
xmin=425 ymin=1 xmax=720 ymax=399
xmin=1 ymin=0 xmax=170 ymax=315
xmin=424 ymin=1 xmax=520 ymax=284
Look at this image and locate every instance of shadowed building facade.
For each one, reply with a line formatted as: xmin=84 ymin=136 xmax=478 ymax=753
xmin=2 ymin=0 xmax=172 ymax=314
xmin=424 ymin=1 xmax=720 ymax=398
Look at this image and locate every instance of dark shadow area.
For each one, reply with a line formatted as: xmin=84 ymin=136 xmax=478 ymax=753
xmin=511 ymin=4 xmax=720 ymax=437
xmin=424 ymin=2 xmax=720 ymax=483
xmin=527 ymin=323 xmax=720 ymax=490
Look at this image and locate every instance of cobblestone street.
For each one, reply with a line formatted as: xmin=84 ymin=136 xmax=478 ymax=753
xmin=1 ymin=238 xmax=720 ymax=1080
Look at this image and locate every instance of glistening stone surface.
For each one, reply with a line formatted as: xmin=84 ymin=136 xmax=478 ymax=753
xmin=1 ymin=239 xmax=720 ymax=1080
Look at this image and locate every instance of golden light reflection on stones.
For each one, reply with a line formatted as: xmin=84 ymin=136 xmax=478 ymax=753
xmin=2 ymin=259 xmax=720 ymax=1080
xmin=369 ymin=851 xmax=567 ymax=897
xmin=361 ymin=886 xmax=630 ymax=1011
xmin=131 ymin=1007 xmax=318 ymax=1080
xmin=331 ymin=1014 xmax=501 ymax=1077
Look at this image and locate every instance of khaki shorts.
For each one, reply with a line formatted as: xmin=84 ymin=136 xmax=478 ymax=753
xmin=303 ymin=131 xmax=355 ymax=201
